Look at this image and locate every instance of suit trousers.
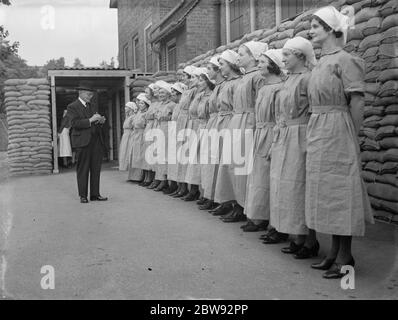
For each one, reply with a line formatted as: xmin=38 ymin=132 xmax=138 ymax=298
xmin=75 ymin=134 xmax=103 ymax=198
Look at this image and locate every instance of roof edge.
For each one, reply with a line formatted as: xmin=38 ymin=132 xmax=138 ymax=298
xmin=109 ymin=0 xmax=118 ymax=9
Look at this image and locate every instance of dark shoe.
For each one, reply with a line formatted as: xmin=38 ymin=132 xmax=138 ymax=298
xmin=183 ymin=191 xmax=200 ymax=202
xmin=169 ymin=187 xmax=181 ymax=197
xmin=142 ymin=181 xmax=152 ymax=187
xmin=199 ymin=201 xmax=215 ymax=211
xmin=222 ymin=209 xmax=246 ymax=222
xmin=172 ymin=190 xmax=188 ymax=198
xmin=294 ymin=241 xmax=320 ymax=259
xmin=221 ymin=205 xmax=245 ymax=223
xmin=196 ymin=197 xmax=207 ymax=205
xmin=322 ymin=258 xmax=355 ymax=279
xmin=90 ymin=195 xmax=108 ymax=201
xmin=281 ymin=241 xmax=304 ymax=254
xmin=209 ymin=204 xmax=223 ymax=213
xmin=164 ymin=185 xmax=178 ymax=195
xmin=154 ymin=181 xmax=167 ymax=192
xmin=311 ymin=257 xmax=336 ymax=270
xmin=147 ymin=180 xmax=160 ymax=190
xmin=138 ymin=180 xmax=146 ymax=186
xmin=240 ymin=220 xmax=254 ymax=229
xmin=212 ymin=204 xmax=233 ymax=216
xmin=243 ymin=221 xmax=269 ymax=232
xmin=80 ymin=197 xmax=88 ymax=204
xmin=262 ymin=232 xmax=288 ymax=244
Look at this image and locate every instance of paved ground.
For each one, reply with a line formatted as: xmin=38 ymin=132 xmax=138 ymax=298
xmin=0 ymin=162 xmax=397 ymax=300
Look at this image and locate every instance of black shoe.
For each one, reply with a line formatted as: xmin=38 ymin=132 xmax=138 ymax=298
xmin=165 ymin=185 xmax=178 ymax=195
xmin=169 ymin=187 xmax=181 ymax=197
xmin=90 ymin=195 xmax=108 ymax=201
xmin=281 ymin=241 xmax=304 ymax=254
xmin=240 ymin=220 xmax=254 ymax=229
xmin=196 ymin=197 xmax=207 ymax=205
xmin=294 ymin=241 xmax=320 ymax=259
xmin=209 ymin=204 xmax=223 ymax=213
xmin=311 ymin=257 xmax=336 ymax=270
xmin=322 ymin=258 xmax=355 ymax=279
xmin=221 ymin=205 xmax=245 ymax=222
xmin=148 ymin=180 xmax=160 ymax=190
xmin=212 ymin=204 xmax=233 ymax=216
xmin=243 ymin=221 xmax=268 ymax=232
xmin=222 ymin=214 xmax=246 ymax=223
xmin=80 ymin=197 xmax=88 ymax=204
xmin=154 ymin=181 xmax=167 ymax=192
xmin=183 ymin=191 xmax=200 ymax=202
xmin=199 ymin=201 xmax=214 ymax=211
xmin=172 ymin=190 xmax=188 ymax=198
xmin=262 ymin=232 xmax=288 ymax=244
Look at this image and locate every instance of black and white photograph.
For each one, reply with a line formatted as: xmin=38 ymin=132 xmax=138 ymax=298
xmin=0 ymin=0 xmax=397 ymax=306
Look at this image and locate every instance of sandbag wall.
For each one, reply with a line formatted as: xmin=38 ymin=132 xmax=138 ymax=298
xmin=4 ymin=78 xmax=52 ymax=176
xmin=129 ymin=71 xmax=178 ymax=101
xmin=178 ymin=0 xmax=398 ymax=223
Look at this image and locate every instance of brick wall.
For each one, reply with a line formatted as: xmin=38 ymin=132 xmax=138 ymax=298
xmin=116 ymin=0 xmax=181 ymax=71
xmin=186 ymin=0 xmax=221 ymax=59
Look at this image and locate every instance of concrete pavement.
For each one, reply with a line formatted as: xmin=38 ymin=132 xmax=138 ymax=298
xmin=0 ymin=164 xmax=397 ymax=300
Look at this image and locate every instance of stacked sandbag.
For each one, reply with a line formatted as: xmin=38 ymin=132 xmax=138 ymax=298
xmin=130 ymin=75 xmax=156 ymax=100
xmin=4 ymin=78 xmax=52 ymax=176
xmin=153 ymin=71 xmax=177 ymax=83
xmin=355 ymin=0 xmax=398 ymax=222
xmin=0 ymin=114 xmax=8 ymax=151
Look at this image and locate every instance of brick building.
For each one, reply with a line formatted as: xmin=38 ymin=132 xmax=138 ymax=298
xmin=110 ymin=0 xmax=333 ymax=71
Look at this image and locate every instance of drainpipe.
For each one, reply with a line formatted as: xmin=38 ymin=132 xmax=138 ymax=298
xmin=225 ymin=0 xmax=231 ymax=43
xmin=250 ymin=0 xmax=256 ymax=32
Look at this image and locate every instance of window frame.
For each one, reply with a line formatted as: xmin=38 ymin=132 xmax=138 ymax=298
xmin=144 ymin=23 xmax=153 ymax=73
xmin=229 ymin=0 xmax=245 ymax=42
xmin=132 ymin=34 xmax=139 ymax=70
xmin=123 ymin=43 xmax=129 ymax=69
xmin=276 ymin=0 xmax=305 ymax=25
xmin=166 ymin=38 xmax=177 ymax=71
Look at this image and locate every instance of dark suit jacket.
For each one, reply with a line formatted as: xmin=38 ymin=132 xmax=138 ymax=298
xmin=67 ymin=99 xmax=106 ymax=149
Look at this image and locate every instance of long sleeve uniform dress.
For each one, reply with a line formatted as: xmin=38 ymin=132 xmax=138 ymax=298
xmin=155 ymin=99 xmax=176 ymax=179
xmin=245 ymin=78 xmax=284 ymax=221
xmin=305 ymin=48 xmax=374 ymax=236
xmin=185 ymin=90 xmax=211 ymax=185
xmin=215 ymin=69 xmax=265 ymax=207
xmin=167 ymin=98 xmax=182 ymax=181
xmin=176 ymin=87 xmax=197 ymax=183
xmin=118 ymin=114 xmax=135 ymax=171
xmin=130 ymin=110 xmax=148 ymax=171
xmin=200 ymin=80 xmax=226 ymax=200
xmin=270 ymin=71 xmax=311 ymax=235
xmin=144 ymin=99 xmax=160 ymax=172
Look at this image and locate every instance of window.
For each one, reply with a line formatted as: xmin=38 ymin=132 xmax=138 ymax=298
xmin=281 ymin=0 xmax=304 ymax=21
xmin=144 ymin=24 xmax=153 ymax=72
xmin=132 ymin=35 xmax=139 ymax=69
xmin=166 ymin=40 xmax=177 ymax=71
xmin=123 ymin=43 xmax=129 ymax=69
xmin=230 ymin=0 xmax=245 ymax=41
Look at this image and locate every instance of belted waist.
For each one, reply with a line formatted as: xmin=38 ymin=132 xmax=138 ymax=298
xmin=209 ymin=112 xmax=218 ymax=118
xmin=234 ymin=108 xmax=255 ymax=114
xmin=189 ymin=116 xmax=199 ymax=120
xmin=218 ymin=110 xmax=233 ymax=116
xmin=277 ymin=117 xmax=309 ymax=127
xmin=256 ymin=121 xmax=275 ymax=129
xmin=311 ymin=105 xmax=348 ymax=114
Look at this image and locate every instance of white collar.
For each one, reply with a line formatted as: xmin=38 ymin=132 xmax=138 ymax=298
xmin=79 ymin=97 xmax=88 ymax=107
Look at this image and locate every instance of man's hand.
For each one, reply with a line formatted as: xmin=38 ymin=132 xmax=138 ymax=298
xmin=89 ymin=113 xmax=102 ymax=124
xmin=98 ymin=116 xmax=106 ymax=125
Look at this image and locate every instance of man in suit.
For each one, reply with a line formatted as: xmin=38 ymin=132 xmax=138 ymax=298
xmin=67 ymin=84 xmax=108 ymax=203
